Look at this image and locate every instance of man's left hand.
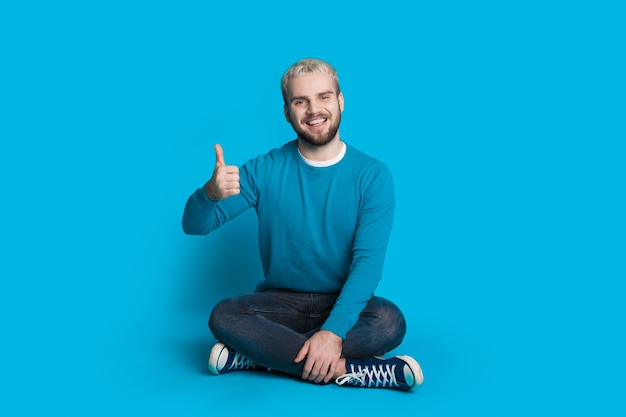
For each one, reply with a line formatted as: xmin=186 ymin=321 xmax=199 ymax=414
xmin=294 ymin=330 xmax=343 ymax=383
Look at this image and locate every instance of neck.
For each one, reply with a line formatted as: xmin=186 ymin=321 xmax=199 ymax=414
xmin=297 ymin=136 xmax=343 ymax=161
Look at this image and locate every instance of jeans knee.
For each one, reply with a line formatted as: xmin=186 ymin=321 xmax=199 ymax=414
xmin=208 ymin=298 xmax=235 ymax=337
xmin=377 ymin=299 xmax=407 ymax=344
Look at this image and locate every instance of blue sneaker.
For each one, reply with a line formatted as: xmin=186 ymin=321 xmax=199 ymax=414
xmin=208 ymin=342 xmax=260 ymax=375
xmin=335 ymin=355 xmax=424 ymax=391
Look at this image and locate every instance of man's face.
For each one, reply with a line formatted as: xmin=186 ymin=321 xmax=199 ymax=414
xmin=284 ymin=72 xmax=344 ymax=147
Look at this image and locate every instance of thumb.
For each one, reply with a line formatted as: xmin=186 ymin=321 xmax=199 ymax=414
xmin=214 ymin=143 xmax=225 ymax=167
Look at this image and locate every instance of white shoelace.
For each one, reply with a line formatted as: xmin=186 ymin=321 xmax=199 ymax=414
xmin=335 ymin=363 xmax=399 ymax=388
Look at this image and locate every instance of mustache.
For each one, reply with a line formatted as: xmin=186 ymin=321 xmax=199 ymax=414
xmin=303 ymin=112 xmax=330 ymax=122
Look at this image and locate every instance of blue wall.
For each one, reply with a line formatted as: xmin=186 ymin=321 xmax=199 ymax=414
xmin=2 ymin=1 xmax=624 ymax=415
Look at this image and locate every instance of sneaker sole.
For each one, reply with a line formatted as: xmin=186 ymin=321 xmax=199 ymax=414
xmin=397 ymin=355 xmax=424 ymax=388
xmin=208 ymin=342 xmax=227 ymax=375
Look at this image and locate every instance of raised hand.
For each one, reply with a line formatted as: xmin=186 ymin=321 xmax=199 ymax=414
xmin=205 ymin=144 xmax=240 ymax=200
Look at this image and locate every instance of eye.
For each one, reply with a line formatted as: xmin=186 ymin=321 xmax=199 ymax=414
xmin=321 ymin=95 xmax=331 ymax=100
xmin=294 ymin=99 xmax=306 ymax=106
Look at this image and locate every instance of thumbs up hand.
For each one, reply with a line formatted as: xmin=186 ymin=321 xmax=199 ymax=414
xmin=205 ymin=144 xmax=240 ymax=200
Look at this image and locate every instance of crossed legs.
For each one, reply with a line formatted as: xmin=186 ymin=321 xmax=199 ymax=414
xmin=208 ymin=292 xmax=407 ymax=377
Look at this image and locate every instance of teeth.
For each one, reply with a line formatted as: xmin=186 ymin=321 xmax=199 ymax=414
xmin=306 ymin=118 xmax=326 ymax=126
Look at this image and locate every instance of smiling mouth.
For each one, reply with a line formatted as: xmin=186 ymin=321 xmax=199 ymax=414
xmin=305 ymin=118 xmax=327 ymax=126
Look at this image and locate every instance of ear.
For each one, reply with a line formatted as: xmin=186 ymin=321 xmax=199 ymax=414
xmin=338 ymin=92 xmax=345 ymax=113
xmin=284 ymin=104 xmax=291 ymax=123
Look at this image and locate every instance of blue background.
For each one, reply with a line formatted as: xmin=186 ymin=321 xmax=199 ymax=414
xmin=1 ymin=1 xmax=624 ymax=415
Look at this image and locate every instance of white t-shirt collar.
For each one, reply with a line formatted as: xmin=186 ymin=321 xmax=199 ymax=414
xmin=298 ymin=141 xmax=347 ymax=167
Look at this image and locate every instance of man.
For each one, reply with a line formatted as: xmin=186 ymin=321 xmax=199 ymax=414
xmin=182 ymin=58 xmax=424 ymax=391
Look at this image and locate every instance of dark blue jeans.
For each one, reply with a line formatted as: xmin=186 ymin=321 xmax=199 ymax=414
xmin=208 ymin=292 xmax=407 ymax=376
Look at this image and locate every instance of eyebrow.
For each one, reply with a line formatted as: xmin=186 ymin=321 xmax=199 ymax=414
xmin=290 ymin=90 xmax=336 ymax=102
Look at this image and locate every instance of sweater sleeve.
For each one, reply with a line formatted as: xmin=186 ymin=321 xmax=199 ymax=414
xmin=320 ymin=163 xmax=395 ymax=339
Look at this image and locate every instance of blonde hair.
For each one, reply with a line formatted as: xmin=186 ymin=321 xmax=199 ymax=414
xmin=281 ymin=58 xmax=340 ymax=103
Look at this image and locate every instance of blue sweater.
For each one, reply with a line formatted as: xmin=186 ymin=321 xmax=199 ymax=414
xmin=182 ymin=140 xmax=395 ymax=339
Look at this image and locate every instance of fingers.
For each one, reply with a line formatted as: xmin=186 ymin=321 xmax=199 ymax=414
xmin=296 ymin=331 xmax=343 ymax=384
xmin=294 ymin=342 xmax=308 ymax=364
xmin=216 ymin=175 xmax=241 ymax=195
xmin=298 ymin=342 xmax=333 ymax=383
xmin=297 ymin=343 xmax=321 ymax=382
xmin=214 ymin=143 xmax=225 ymax=168
xmin=214 ymin=167 xmax=240 ymax=186
xmin=207 ymin=166 xmax=240 ymax=200
xmin=303 ymin=358 xmax=333 ymax=384
xmin=323 ymin=363 xmax=338 ymax=383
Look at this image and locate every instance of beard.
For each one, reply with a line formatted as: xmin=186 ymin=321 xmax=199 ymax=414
xmin=291 ymin=112 xmax=342 ymax=147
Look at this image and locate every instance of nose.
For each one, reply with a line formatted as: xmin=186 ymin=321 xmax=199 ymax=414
xmin=307 ymin=99 xmax=320 ymax=114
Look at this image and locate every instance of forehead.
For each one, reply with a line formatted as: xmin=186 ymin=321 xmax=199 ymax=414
xmin=285 ymin=72 xmax=337 ymax=99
